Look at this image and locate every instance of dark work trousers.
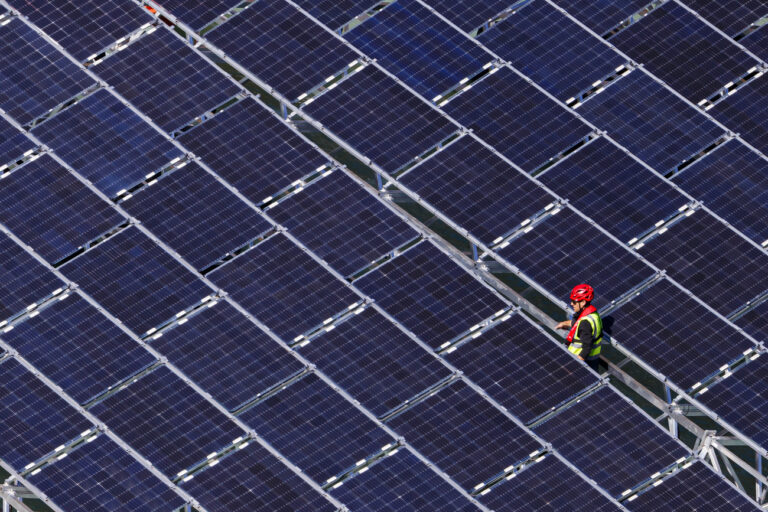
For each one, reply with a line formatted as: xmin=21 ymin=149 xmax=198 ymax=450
xmin=585 ymin=358 xmax=600 ymax=373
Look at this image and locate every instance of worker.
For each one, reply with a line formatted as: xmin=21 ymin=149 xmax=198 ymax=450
xmin=555 ymin=284 xmax=602 ymax=372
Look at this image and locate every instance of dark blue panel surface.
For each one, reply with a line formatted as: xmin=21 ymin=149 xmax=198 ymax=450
xmin=298 ymin=308 xmax=451 ymax=417
xmin=356 ymin=242 xmax=507 ymax=348
xmin=207 ymin=0 xmax=358 ymax=101
xmin=710 ymin=76 xmax=768 ymax=155
xmin=304 ymin=67 xmax=456 ymax=172
xmin=424 ymin=0 xmax=521 ymax=32
xmin=0 ymin=358 xmax=92 ymax=471
xmin=270 ymin=170 xmax=416 ymax=276
xmin=446 ymin=313 xmax=598 ymax=423
xmin=539 ymin=138 xmax=689 ymax=242
xmin=291 ymin=0 xmax=377 ymax=29
xmin=151 ymin=301 xmax=303 ymax=411
xmin=90 ymin=366 xmax=244 ymax=477
xmin=209 ymin=234 xmax=360 ymax=342
xmin=0 ymin=19 xmax=93 ymax=124
xmin=7 ymin=0 xmax=153 ymax=61
xmin=742 ymin=24 xmax=768 ymax=61
xmin=0 ymin=155 xmax=123 ymax=264
xmin=577 ymin=72 xmax=724 ymax=173
xmin=388 ymin=381 xmax=541 ymax=490
xmin=553 ymin=0 xmax=650 ymax=35
xmin=678 ymin=0 xmax=767 ymax=36
xmin=60 ymin=227 xmax=210 ymax=335
xmin=443 ymin=68 xmax=592 ymax=172
xmin=735 ymin=300 xmax=768 ymax=342
xmin=28 ymin=435 xmax=185 ymax=512
xmin=400 ymin=137 xmax=555 ymax=245
xmin=123 ymin=162 xmax=272 ymax=270
xmin=0 ymin=116 xmax=35 ymax=167
xmin=94 ymin=28 xmax=240 ymax=131
xmin=3 ymin=294 xmax=155 ymax=405
xmin=154 ymin=0 xmax=240 ymax=30
xmin=32 ymin=90 xmax=182 ymax=197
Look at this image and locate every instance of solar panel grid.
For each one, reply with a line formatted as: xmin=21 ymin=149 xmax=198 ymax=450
xmin=552 ymin=0 xmax=651 ymax=35
xmin=741 ymin=23 xmax=768 ymax=60
xmin=0 ymin=115 xmax=35 ymax=167
xmin=153 ymin=0 xmax=241 ymax=30
xmin=682 ymin=0 xmax=767 ymax=36
xmin=710 ymin=75 xmax=768 ymax=155
xmin=734 ymin=300 xmax=768 ymax=342
xmin=290 ymin=0 xmax=374 ymax=30
xmin=424 ymin=0 xmax=522 ymax=32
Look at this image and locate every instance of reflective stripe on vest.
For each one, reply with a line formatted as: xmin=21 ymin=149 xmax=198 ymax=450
xmin=568 ymin=312 xmax=602 ymax=359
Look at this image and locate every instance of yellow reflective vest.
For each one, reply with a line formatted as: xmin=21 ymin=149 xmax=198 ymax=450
xmin=568 ymin=312 xmax=602 ymax=359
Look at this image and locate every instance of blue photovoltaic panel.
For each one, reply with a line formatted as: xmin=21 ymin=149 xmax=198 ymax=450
xmin=356 ymin=242 xmax=507 ymax=349
xmin=478 ymin=1 xmax=625 ymax=101
xmin=28 ymin=435 xmax=185 ymax=512
xmin=298 ymin=308 xmax=451 ymax=417
xmin=304 ymin=67 xmax=456 ymax=172
xmin=94 ymin=28 xmax=240 ymax=132
xmin=7 ymin=0 xmax=153 ymax=61
xmin=611 ymin=2 xmax=758 ymax=103
xmin=536 ymin=387 xmax=689 ymax=497
xmin=443 ymin=68 xmax=593 ymax=172
xmin=0 ymin=155 xmax=123 ymax=264
xmin=239 ymin=373 xmax=391 ymax=483
xmin=60 ymin=227 xmax=210 ymax=335
xmin=206 ymin=0 xmax=358 ymax=101
xmin=0 ymin=358 xmax=92 ymax=471
xmin=735 ymin=300 xmax=768 ymax=342
xmin=424 ymin=0 xmax=521 ymax=32
xmin=2 ymin=294 xmax=156 ymax=405
xmin=150 ymin=301 xmax=304 ymax=411
xmin=710 ymin=77 xmax=768 ymax=155
xmin=672 ymin=139 xmax=768 ymax=246
xmin=577 ymin=72 xmax=724 ymax=173
xmin=497 ymin=207 xmax=655 ymax=308
xmin=331 ymin=451 xmax=478 ymax=511
xmin=291 ymin=0 xmax=380 ymax=29
xmin=345 ymin=0 xmax=490 ymax=99
xmin=553 ymin=0 xmax=651 ymax=35
xmin=90 ymin=366 xmax=244 ymax=477
xmin=741 ymin=24 xmax=768 ymax=61
xmin=0 ymin=19 xmax=93 ymax=125
xmin=123 ymin=162 xmax=272 ymax=270
xmin=400 ymin=137 xmax=555 ymax=245
xmin=209 ymin=234 xmax=360 ymax=342
xmin=180 ymin=442 xmax=335 ymax=512
xmin=0 ymin=115 xmax=35 ymax=167
xmin=270 ymin=170 xmax=417 ymax=276
xmin=445 ymin=313 xmax=598 ymax=423
xmin=180 ymin=99 xmax=328 ymax=204
xmin=638 ymin=211 xmax=768 ymax=314
xmin=679 ymin=0 xmax=767 ymax=36
xmin=388 ymin=380 xmax=541 ymax=490
xmin=539 ymin=138 xmax=689 ymax=242
xmin=32 ymin=90 xmax=182 ymax=197
xmin=153 ymin=0 xmax=240 ymax=30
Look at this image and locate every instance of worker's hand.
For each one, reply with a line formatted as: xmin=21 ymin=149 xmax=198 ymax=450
xmin=555 ymin=320 xmax=571 ymax=330
xmin=579 ymin=356 xmax=585 ymax=361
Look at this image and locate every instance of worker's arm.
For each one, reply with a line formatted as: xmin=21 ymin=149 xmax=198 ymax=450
xmin=555 ymin=318 xmax=572 ymax=330
xmin=575 ymin=320 xmax=594 ymax=361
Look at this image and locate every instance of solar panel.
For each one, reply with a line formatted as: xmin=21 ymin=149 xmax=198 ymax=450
xmin=576 ymin=72 xmax=724 ymax=173
xmin=122 ymin=162 xmax=273 ymax=270
xmin=0 ymin=358 xmax=92 ymax=471
xmin=355 ymin=242 xmax=507 ymax=348
xmin=0 ymin=155 xmax=123 ymax=264
xmin=445 ymin=313 xmax=598 ymax=423
xmin=290 ymin=0 xmax=374 ymax=30
xmin=206 ymin=0 xmax=359 ymax=101
xmin=741 ymin=24 xmax=768 ymax=61
xmin=387 ymin=380 xmax=542 ymax=490
xmin=399 ymin=137 xmax=555 ymax=245
xmin=680 ymin=0 xmax=767 ymax=36
xmin=60 ymin=227 xmax=211 ymax=335
xmin=208 ymin=233 xmax=360 ymax=342
xmin=149 ymin=301 xmax=304 ymax=411
xmin=27 ymin=435 xmax=186 ymax=512
xmin=735 ymin=301 xmax=768 ymax=342
xmin=442 ymin=68 xmax=593 ymax=172
xmin=478 ymin=0 xmax=625 ymax=101
xmin=269 ymin=170 xmax=417 ymax=277
xmin=32 ymin=89 xmax=183 ymax=197
xmin=423 ymin=0 xmax=521 ymax=33
xmin=0 ymin=18 xmax=93 ymax=125
xmin=152 ymin=0 xmax=240 ymax=30
xmin=710 ymin=76 xmax=768 ymax=155
xmin=304 ymin=66 xmax=457 ymax=172
xmin=93 ymin=28 xmax=240 ymax=132
xmin=0 ymin=115 xmax=35 ymax=167
xmin=552 ymin=0 xmax=651 ymax=36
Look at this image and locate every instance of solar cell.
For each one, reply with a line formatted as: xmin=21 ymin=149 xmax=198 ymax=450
xmin=680 ymin=0 xmax=767 ymax=36
xmin=0 ymin=358 xmax=92 ymax=471
xmin=32 ymin=89 xmax=183 ymax=197
xmin=552 ymin=0 xmax=651 ymax=36
xmin=0 ymin=155 xmax=123 ymax=264
xmin=152 ymin=0 xmax=241 ymax=30
xmin=399 ymin=137 xmax=555 ymax=245
xmin=60 ymin=227 xmax=211 ymax=335
xmin=741 ymin=24 xmax=768 ymax=61
xmin=304 ymin=66 xmax=456 ymax=172
xmin=2 ymin=294 xmax=156 ymax=405
xmin=577 ymin=72 xmax=724 ymax=173
xmin=423 ymin=0 xmax=521 ymax=33
xmin=269 ymin=170 xmax=417 ymax=276
xmin=442 ymin=68 xmax=593 ymax=172
xmin=0 ymin=115 xmax=35 ymax=167
xmin=710 ymin=76 xmax=768 ymax=155
xmin=206 ymin=0 xmax=359 ymax=101
xmin=94 ymin=28 xmax=240 ymax=132
xmin=355 ymin=242 xmax=507 ymax=348
xmin=291 ymin=0 xmax=378 ymax=29
xmin=208 ymin=234 xmax=360 ymax=342
xmin=0 ymin=18 xmax=93 ymax=125
xmin=27 ymin=435 xmax=185 ymax=512
xmin=90 ymin=366 xmax=245 ymax=477
xmin=445 ymin=313 xmax=598 ymax=423
xmin=734 ymin=300 xmax=768 ymax=342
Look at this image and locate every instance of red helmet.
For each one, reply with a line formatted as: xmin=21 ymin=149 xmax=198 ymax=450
xmin=570 ymin=284 xmax=594 ymax=302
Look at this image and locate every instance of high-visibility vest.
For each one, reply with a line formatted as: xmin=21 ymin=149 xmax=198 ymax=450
xmin=568 ymin=312 xmax=602 ymax=360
